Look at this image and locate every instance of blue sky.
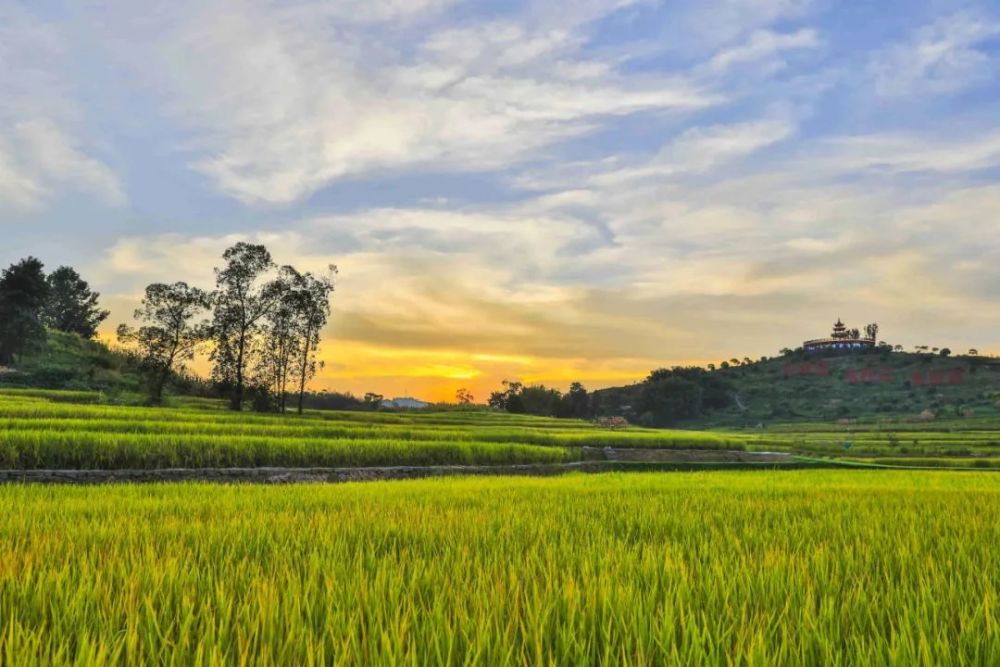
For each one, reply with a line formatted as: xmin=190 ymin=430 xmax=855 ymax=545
xmin=2 ymin=0 xmax=999 ymax=399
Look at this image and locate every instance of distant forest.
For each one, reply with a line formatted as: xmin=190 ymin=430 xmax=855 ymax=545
xmin=484 ymin=368 xmax=733 ymax=427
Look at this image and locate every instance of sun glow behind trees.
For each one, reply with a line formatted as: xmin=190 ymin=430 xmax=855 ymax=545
xmin=114 ymin=242 xmax=336 ymax=411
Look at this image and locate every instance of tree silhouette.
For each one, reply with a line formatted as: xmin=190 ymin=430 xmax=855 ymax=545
xmin=117 ymin=282 xmax=211 ymax=404
xmin=0 ymin=258 xmax=49 ymax=365
xmin=287 ymin=267 xmax=336 ymax=414
xmin=43 ymin=266 xmax=109 ymax=339
xmin=211 ymin=243 xmax=286 ymax=411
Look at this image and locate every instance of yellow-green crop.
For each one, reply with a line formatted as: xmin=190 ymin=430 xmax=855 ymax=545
xmin=0 ymin=470 xmax=997 ymax=665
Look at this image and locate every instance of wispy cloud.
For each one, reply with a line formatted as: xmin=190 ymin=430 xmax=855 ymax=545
xmin=869 ymin=13 xmax=1000 ymax=97
xmin=0 ymin=7 xmax=123 ymax=211
xmin=812 ymin=131 xmax=1000 ymax=174
xmin=590 ymin=116 xmax=797 ymax=186
xmin=0 ymin=122 xmax=123 ymax=214
xmin=674 ymin=0 xmax=816 ymax=53
xmin=116 ymin=0 xmax=717 ymax=204
xmin=706 ymin=28 xmax=821 ymax=73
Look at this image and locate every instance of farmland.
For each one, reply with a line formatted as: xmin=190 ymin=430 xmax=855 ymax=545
xmin=1 ymin=390 xmax=1000 ymax=663
xmin=2 ymin=389 xmax=1000 ymax=470
xmin=0 ymin=389 xmax=757 ymax=471
xmin=0 ymin=471 xmax=997 ymax=664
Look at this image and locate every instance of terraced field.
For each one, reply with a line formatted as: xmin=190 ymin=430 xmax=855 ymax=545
xmin=2 ymin=389 xmax=999 ymax=663
xmin=0 ymin=390 xmax=758 ymax=470
xmin=756 ymin=420 xmax=1000 ymax=459
xmin=2 ymin=389 xmax=999 ymax=470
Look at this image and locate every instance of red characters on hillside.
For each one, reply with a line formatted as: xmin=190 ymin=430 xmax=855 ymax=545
xmin=912 ymin=369 xmax=964 ymax=386
xmin=783 ymin=360 xmax=831 ymax=378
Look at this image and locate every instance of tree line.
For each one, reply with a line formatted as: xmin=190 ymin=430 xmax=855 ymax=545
xmin=116 ymin=242 xmax=335 ymax=412
xmin=486 ymin=366 xmax=734 ymax=427
xmin=0 ymin=259 xmax=108 ymax=365
xmin=0 ymin=243 xmax=335 ymax=413
xmin=487 ymin=380 xmax=592 ymax=419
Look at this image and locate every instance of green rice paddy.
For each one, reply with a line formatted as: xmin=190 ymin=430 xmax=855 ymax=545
xmin=0 ymin=390 xmax=755 ymax=470
xmin=1 ymin=389 xmax=998 ymax=663
xmin=0 ymin=471 xmax=997 ymax=664
xmin=2 ymin=389 xmax=998 ymax=470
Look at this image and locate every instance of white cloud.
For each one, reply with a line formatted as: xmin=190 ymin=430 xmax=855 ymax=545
xmin=678 ymin=0 xmax=816 ymax=53
xmin=0 ymin=121 xmax=124 ymax=211
xmin=578 ymin=116 xmax=797 ymax=187
xmin=707 ymin=28 xmax=821 ymax=72
xmin=123 ymin=0 xmax=717 ymax=204
xmin=0 ymin=7 xmax=124 ymax=211
xmin=282 ymin=0 xmax=457 ymax=23
xmin=0 ymin=139 xmax=45 ymax=209
xmin=869 ymin=13 xmax=1000 ymax=97
xmin=809 ymin=131 xmax=1000 ymax=175
xmin=92 ymin=162 xmax=1000 ymax=387
xmin=15 ymin=121 xmax=123 ymax=205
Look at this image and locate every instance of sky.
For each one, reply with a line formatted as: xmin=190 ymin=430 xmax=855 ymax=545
xmin=2 ymin=0 xmax=999 ymax=402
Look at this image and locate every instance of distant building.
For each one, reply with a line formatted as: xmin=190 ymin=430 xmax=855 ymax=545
xmin=803 ymin=319 xmax=876 ymax=353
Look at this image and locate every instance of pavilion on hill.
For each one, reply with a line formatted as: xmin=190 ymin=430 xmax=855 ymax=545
xmin=803 ymin=319 xmax=876 ymax=353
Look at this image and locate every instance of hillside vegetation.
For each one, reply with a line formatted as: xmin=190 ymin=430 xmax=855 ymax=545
xmin=593 ymin=350 xmax=1000 ymax=428
xmin=0 ymin=330 xmax=144 ymax=395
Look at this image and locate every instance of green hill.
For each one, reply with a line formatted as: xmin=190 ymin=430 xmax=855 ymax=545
xmin=594 ymin=350 xmax=1000 ymax=428
xmin=0 ymin=330 xmax=143 ymax=396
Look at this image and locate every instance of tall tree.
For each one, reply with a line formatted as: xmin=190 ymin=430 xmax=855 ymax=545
xmin=211 ymin=243 xmax=285 ymax=411
xmin=116 ymin=282 xmax=211 ymax=404
xmin=43 ymin=266 xmax=109 ymax=339
xmin=0 ymin=257 xmax=50 ymax=365
xmin=255 ymin=267 xmax=300 ymax=412
xmin=488 ymin=380 xmax=523 ymax=411
xmin=288 ymin=266 xmax=336 ymax=414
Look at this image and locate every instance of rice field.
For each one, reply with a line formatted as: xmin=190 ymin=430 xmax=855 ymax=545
xmin=1 ymin=389 xmax=998 ymax=663
xmin=0 ymin=390 xmax=759 ymax=470
xmin=1 ymin=389 xmax=999 ymax=469
xmin=0 ymin=471 xmax=997 ymax=664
